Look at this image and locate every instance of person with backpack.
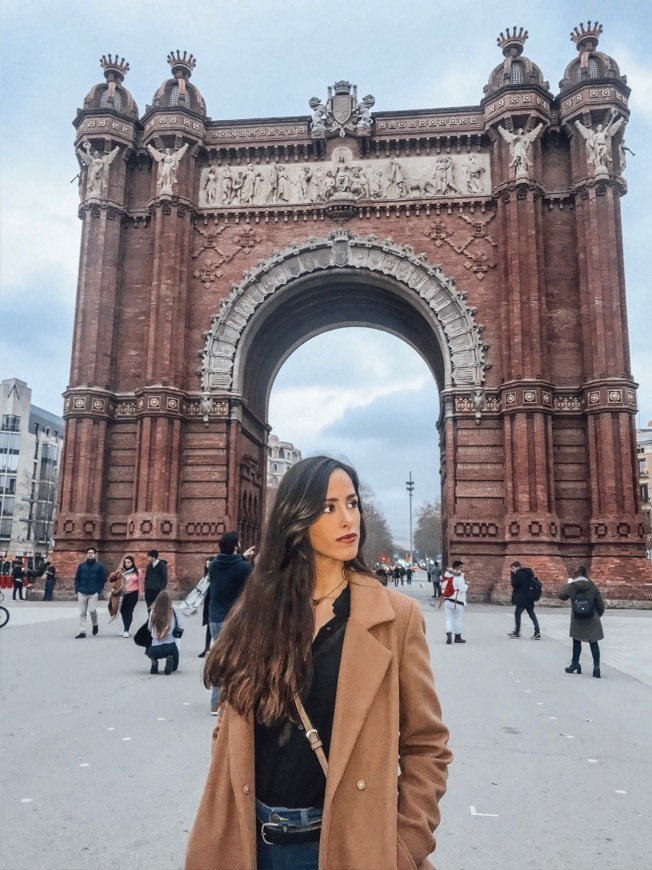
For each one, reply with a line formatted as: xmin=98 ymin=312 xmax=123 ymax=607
xmin=440 ymin=560 xmax=468 ymax=644
xmin=558 ymin=566 xmax=605 ymax=678
xmin=507 ymin=561 xmax=542 ymax=640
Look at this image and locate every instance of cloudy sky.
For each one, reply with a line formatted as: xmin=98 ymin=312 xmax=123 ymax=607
xmin=1 ymin=0 xmax=650 ymax=545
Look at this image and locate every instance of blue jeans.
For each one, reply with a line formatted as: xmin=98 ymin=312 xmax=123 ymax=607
xmin=256 ymin=799 xmax=321 ymax=870
xmin=209 ymin=621 xmax=223 ymax=708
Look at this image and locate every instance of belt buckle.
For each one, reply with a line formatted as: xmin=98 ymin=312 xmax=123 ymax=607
xmin=260 ymin=813 xmax=288 ymax=846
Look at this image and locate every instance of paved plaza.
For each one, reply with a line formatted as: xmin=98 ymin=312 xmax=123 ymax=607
xmin=1 ymin=577 xmax=651 ymax=870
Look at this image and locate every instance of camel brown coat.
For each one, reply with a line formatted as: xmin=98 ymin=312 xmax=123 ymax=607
xmin=186 ymin=574 xmax=452 ymax=870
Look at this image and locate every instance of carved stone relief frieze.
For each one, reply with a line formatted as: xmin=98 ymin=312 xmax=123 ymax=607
xmin=198 ymin=147 xmax=491 ymax=209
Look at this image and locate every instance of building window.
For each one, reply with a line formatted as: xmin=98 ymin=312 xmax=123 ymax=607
xmin=510 ymin=62 xmax=524 ymax=85
xmin=0 ymin=433 xmax=20 ymax=473
xmin=641 ymin=484 xmax=649 ymax=504
xmin=0 ymin=518 xmax=11 ymax=538
xmin=1 ymin=415 xmax=20 ymax=432
xmin=588 ymin=57 xmax=600 ymax=79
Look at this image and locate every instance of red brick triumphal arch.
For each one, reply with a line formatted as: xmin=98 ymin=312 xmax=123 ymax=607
xmin=57 ymin=24 xmax=652 ymax=598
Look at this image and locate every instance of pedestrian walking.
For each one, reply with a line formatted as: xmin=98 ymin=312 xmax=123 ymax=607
xmin=431 ymin=560 xmax=442 ymax=599
xmin=406 ymin=566 xmax=413 ymax=585
xmin=11 ymin=563 xmax=25 ymax=600
xmin=207 ymin=532 xmax=253 ymax=713
xmin=186 ymin=455 xmax=452 ymax=870
xmin=41 ymin=561 xmax=56 ymax=601
xmin=441 ymin=560 xmax=468 ymax=644
xmin=392 ymin=565 xmax=400 ymax=586
xmin=74 ymin=547 xmax=107 ymax=638
xmin=145 ymin=590 xmax=182 ymax=675
xmin=119 ymin=555 xmax=143 ymax=637
xmin=507 ymin=561 xmax=541 ymax=639
xmin=144 ymin=549 xmax=168 ymax=609
xmin=559 ymin=566 xmax=605 ymax=678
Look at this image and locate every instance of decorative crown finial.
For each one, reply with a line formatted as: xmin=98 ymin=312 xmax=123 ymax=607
xmin=167 ymin=50 xmax=197 ymax=79
xmin=100 ymin=54 xmax=130 ymax=82
xmin=333 ymin=80 xmax=352 ymax=95
xmin=571 ymin=21 xmax=603 ymax=52
xmin=497 ymin=27 xmax=528 ymax=57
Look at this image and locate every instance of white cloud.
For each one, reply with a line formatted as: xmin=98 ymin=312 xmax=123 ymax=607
xmin=0 ymin=166 xmax=81 ymax=298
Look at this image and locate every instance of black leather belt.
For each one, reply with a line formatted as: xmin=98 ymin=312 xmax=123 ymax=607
xmin=259 ymin=818 xmax=322 ymax=846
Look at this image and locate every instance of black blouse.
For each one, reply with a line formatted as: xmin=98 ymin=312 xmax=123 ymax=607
xmin=254 ymin=585 xmax=350 ymax=808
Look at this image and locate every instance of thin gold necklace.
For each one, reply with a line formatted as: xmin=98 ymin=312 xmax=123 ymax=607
xmin=311 ymin=576 xmax=346 ymax=607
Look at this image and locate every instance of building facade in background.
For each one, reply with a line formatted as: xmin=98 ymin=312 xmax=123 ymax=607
xmin=637 ymin=428 xmax=652 ymax=555
xmin=267 ymin=434 xmax=302 ymax=490
xmin=266 ymin=434 xmax=302 ymax=518
xmin=57 ymin=25 xmax=652 ymax=597
xmin=0 ymin=379 xmax=63 ymax=572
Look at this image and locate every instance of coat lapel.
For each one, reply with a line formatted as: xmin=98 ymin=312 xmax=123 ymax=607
xmin=325 ymin=578 xmax=395 ymax=802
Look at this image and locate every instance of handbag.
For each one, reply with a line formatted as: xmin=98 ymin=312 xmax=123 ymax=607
xmin=133 ymin=620 xmax=152 ymax=648
xmin=172 ymin=610 xmax=184 ymax=639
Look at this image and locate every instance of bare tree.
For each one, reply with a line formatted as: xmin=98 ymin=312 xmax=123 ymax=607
xmin=413 ymin=500 xmax=442 ymax=561
xmin=359 ymin=482 xmax=395 ymax=566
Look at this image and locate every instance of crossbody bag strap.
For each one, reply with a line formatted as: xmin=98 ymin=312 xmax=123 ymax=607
xmin=294 ymin=694 xmax=329 ymax=778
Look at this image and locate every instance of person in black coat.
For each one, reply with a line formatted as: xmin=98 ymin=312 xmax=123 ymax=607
xmin=12 ymin=563 xmax=25 ymax=600
xmin=559 ymin=566 xmax=605 ymax=678
xmin=207 ymin=531 xmax=254 ymax=713
xmin=144 ymin=549 xmax=168 ymax=609
xmin=507 ymin=561 xmax=541 ymax=639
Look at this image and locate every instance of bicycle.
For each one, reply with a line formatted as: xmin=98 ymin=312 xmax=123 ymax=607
xmin=0 ymin=589 xmax=9 ymax=628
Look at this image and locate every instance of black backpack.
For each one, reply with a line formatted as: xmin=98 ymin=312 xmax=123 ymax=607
xmin=529 ymin=576 xmax=542 ymax=602
xmin=572 ymin=590 xmax=594 ymax=619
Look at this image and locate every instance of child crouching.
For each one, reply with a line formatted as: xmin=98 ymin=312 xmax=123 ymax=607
xmin=146 ymin=591 xmax=181 ymax=675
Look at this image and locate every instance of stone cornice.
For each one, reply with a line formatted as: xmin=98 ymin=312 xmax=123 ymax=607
xmin=63 ymin=387 xmax=232 ymax=422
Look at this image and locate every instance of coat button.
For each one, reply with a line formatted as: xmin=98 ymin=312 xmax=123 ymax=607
xmin=356 ymin=779 xmax=366 ymax=791
xmin=243 ymin=784 xmax=250 ymax=794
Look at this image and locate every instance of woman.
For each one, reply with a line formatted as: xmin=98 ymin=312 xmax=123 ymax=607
xmin=186 ymin=456 xmax=452 ymax=870
xmin=559 ymin=566 xmax=605 ymax=678
xmin=145 ymin=590 xmax=181 ymax=675
xmin=119 ymin=555 xmax=143 ymax=638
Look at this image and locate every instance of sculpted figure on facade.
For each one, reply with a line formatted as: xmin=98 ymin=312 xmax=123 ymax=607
xmin=222 ymin=165 xmax=233 ymax=204
xmin=461 ymin=154 xmax=486 ymax=194
xmin=386 ymin=158 xmax=407 ymax=198
xmin=574 ymin=110 xmax=624 ymax=175
xmin=147 ymin=142 xmax=189 ymax=195
xmin=309 ymin=96 xmax=329 ymax=133
xmin=203 ymin=165 xmax=218 ymax=206
xmin=497 ymin=123 xmax=544 ymax=177
xmin=433 ymin=155 xmax=458 ymax=195
xmin=356 ymin=94 xmax=375 ymax=130
xmin=77 ymin=142 xmax=120 ymax=199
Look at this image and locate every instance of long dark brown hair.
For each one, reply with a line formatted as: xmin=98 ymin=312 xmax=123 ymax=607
xmin=150 ymin=590 xmax=173 ymax=640
xmin=204 ymin=455 xmax=368 ymax=724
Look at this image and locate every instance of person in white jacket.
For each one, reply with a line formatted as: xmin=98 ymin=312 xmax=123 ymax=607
xmin=442 ymin=560 xmax=468 ymax=644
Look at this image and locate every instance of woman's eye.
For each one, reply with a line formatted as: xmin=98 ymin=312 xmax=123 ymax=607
xmin=323 ymin=504 xmax=335 ymax=513
xmin=348 ymin=499 xmax=359 ymax=509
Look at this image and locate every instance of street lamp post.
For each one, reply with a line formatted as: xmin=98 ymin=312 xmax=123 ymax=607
xmin=405 ymin=471 xmax=414 ymax=563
